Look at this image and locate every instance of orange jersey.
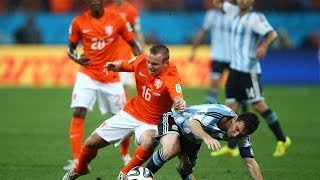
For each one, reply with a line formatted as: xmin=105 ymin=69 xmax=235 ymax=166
xmin=105 ymin=2 xmax=139 ymax=59
xmin=69 ymin=10 xmax=135 ymax=83
xmin=122 ymin=55 xmax=183 ymax=124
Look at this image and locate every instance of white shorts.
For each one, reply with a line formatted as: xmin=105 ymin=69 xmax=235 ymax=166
xmin=71 ymin=72 xmax=126 ymax=115
xmin=120 ymin=72 xmax=134 ymax=86
xmin=95 ymin=110 xmax=158 ymax=147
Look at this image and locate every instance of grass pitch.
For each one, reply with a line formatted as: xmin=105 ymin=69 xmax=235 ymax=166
xmin=0 ymin=86 xmax=319 ymax=180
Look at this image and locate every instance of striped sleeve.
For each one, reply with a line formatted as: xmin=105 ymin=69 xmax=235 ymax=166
xmin=251 ymin=12 xmax=274 ymax=36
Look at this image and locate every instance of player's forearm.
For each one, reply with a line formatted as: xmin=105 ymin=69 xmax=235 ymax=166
xmin=189 ymin=119 xmax=211 ymax=140
xmin=261 ymin=31 xmax=277 ymax=50
xmin=191 ymin=30 xmax=206 ymax=52
xmin=173 ymin=96 xmax=186 ymax=113
xmin=244 ymin=158 xmax=263 ymax=180
xmin=129 ymin=39 xmax=143 ymax=56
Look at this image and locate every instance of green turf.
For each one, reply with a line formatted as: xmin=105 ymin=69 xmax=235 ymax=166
xmin=0 ymin=86 xmax=320 ymax=180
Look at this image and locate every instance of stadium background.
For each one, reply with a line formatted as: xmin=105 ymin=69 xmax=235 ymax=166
xmin=0 ymin=0 xmax=320 ymax=179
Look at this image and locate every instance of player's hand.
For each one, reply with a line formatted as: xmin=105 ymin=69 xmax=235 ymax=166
xmin=67 ymin=48 xmax=91 ymax=66
xmin=76 ymin=54 xmax=91 ymax=66
xmin=103 ymin=60 xmax=123 ymax=73
xmin=256 ymin=45 xmax=267 ymax=60
xmin=203 ymin=137 xmax=221 ymax=150
xmin=174 ymin=99 xmax=186 ymax=113
xmin=188 ymin=52 xmax=195 ymax=62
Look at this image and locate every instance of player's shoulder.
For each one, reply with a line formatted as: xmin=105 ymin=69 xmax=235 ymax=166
xmin=165 ymin=63 xmax=181 ymax=77
xmin=73 ymin=11 xmax=90 ymax=22
xmin=133 ymin=54 xmax=148 ymax=66
xmin=248 ymin=11 xmax=267 ymax=22
xmin=123 ymin=2 xmax=138 ymax=12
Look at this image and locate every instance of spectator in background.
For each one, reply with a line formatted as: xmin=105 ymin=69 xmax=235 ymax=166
xmin=49 ymin=0 xmax=73 ymax=13
xmin=272 ymin=27 xmax=294 ymax=50
xmin=14 ymin=15 xmax=43 ymax=44
xmin=301 ymin=31 xmax=320 ymax=50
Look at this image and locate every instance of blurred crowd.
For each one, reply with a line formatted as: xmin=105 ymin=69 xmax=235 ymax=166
xmin=1 ymin=0 xmax=320 ymax=13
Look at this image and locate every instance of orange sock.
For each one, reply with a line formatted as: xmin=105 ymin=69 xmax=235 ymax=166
xmin=69 ymin=117 xmax=84 ymax=159
xmin=121 ymin=145 xmax=153 ymax=173
xmin=75 ymin=146 xmax=97 ymax=173
xmin=120 ymin=137 xmax=131 ymax=156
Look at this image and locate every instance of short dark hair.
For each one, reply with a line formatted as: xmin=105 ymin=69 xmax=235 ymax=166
xmin=237 ymin=112 xmax=260 ymax=135
xmin=149 ymin=44 xmax=170 ymax=62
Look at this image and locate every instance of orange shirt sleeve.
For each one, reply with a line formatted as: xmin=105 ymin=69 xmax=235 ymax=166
xmin=121 ymin=54 xmax=146 ymax=72
xmin=118 ymin=17 xmax=135 ymax=42
xmin=68 ymin=18 xmax=81 ymax=43
xmin=163 ymin=65 xmax=184 ymax=99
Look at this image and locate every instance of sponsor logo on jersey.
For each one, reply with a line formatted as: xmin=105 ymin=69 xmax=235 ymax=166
xmin=82 ymin=29 xmax=91 ymax=33
xmin=154 ymin=79 xmax=162 ymax=89
xmin=139 ymin=72 xmax=147 ymax=77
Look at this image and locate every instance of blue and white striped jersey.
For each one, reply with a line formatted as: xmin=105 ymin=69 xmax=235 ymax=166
xmin=223 ymin=2 xmax=274 ymax=73
xmin=172 ymin=104 xmax=251 ymax=148
xmin=202 ymin=9 xmax=233 ymax=62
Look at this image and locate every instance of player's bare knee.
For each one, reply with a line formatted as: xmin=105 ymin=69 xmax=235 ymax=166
xmin=163 ymin=144 xmax=180 ymax=160
xmin=84 ymin=132 xmax=109 ymax=149
xmin=140 ymin=130 xmax=158 ymax=150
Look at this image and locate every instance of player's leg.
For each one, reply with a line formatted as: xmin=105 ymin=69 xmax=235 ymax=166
xmin=252 ymin=101 xmax=291 ymax=157
xmin=176 ymin=136 xmax=200 ymax=180
xmin=119 ymin=72 xmax=134 ymax=165
xmin=64 ymin=110 xmax=135 ymax=180
xmin=246 ymin=73 xmax=290 ymax=157
xmin=64 ymin=72 xmax=98 ymax=171
xmin=98 ymin=81 xmax=132 ymax=164
xmin=146 ymin=111 xmax=181 ymax=174
xmin=120 ymin=121 xmax=158 ymax=176
xmin=205 ymin=60 xmax=224 ymax=103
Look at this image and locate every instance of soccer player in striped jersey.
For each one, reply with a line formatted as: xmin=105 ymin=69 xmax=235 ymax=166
xmin=211 ymin=0 xmax=291 ymax=158
xmin=145 ymin=103 xmax=262 ymax=180
xmin=189 ymin=0 xmax=248 ymax=120
xmin=189 ymin=2 xmax=233 ymax=104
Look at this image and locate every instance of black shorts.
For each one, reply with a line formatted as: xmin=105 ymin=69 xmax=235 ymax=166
xmin=211 ymin=60 xmax=230 ymax=74
xmin=225 ymin=69 xmax=264 ymax=104
xmin=156 ymin=111 xmax=201 ymax=164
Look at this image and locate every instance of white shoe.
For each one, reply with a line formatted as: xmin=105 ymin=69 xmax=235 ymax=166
xmin=121 ymin=154 xmax=131 ymax=165
xmin=117 ymin=171 xmax=127 ymax=180
xmin=63 ymin=159 xmax=78 ymax=171
xmin=62 ymin=166 xmax=91 ymax=180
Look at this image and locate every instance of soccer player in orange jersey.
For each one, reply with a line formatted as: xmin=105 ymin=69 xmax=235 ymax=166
xmin=105 ymin=0 xmax=146 ymax=165
xmin=63 ymin=0 xmax=142 ymax=171
xmin=62 ymin=44 xmax=186 ymax=180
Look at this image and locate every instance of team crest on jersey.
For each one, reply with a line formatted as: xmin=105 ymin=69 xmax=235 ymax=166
xmin=105 ymin=25 xmax=113 ymax=36
xmin=154 ymin=79 xmax=162 ymax=89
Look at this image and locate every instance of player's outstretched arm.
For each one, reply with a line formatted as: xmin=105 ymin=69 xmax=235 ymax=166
xmin=104 ymin=60 xmax=123 ymax=73
xmin=189 ymin=29 xmax=207 ymax=62
xmin=189 ymin=119 xmax=221 ymax=151
xmin=243 ymin=158 xmax=263 ymax=180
